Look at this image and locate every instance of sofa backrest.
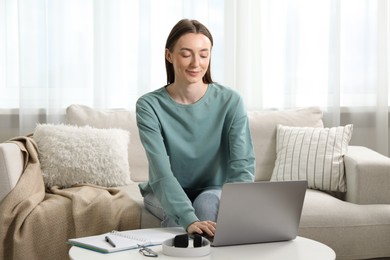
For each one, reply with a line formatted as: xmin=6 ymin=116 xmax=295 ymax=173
xmin=248 ymin=107 xmax=323 ymax=181
xmin=66 ymin=105 xmax=323 ymax=183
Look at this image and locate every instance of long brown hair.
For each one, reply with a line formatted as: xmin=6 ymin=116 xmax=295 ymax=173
xmin=165 ymin=19 xmax=214 ymax=84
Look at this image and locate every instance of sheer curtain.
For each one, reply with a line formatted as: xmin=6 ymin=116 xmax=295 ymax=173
xmin=1 ymin=0 xmax=389 ymax=156
xmin=224 ymin=0 xmax=389 ymax=156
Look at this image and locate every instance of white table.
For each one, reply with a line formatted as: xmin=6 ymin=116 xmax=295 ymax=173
xmin=69 ymin=228 xmax=335 ymax=260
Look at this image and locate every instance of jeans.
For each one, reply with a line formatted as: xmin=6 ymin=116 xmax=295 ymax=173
xmin=144 ymin=189 xmax=221 ymax=228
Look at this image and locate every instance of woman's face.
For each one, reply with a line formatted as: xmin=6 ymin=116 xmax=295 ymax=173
xmin=166 ymin=33 xmax=211 ymax=86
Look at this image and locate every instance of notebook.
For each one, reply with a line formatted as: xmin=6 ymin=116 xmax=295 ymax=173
xmin=68 ymin=228 xmax=183 ymax=253
xmin=210 ymin=180 xmax=307 ymax=247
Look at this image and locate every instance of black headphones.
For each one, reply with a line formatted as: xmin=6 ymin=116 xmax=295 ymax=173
xmin=175 ymin=234 xmax=202 ymax=248
xmin=162 ymin=233 xmax=211 ymax=257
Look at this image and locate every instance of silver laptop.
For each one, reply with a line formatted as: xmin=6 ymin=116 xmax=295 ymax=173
xmin=211 ymin=180 xmax=307 ymax=247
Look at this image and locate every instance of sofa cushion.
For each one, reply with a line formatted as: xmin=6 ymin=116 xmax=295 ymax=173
xmin=271 ymin=124 xmax=353 ymax=192
xmin=34 ymin=124 xmax=131 ymax=188
xmin=299 ymin=189 xmax=390 ymax=259
xmin=248 ymin=107 xmax=323 ymax=181
xmin=116 ymin=183 xmax=161 ymax=229
xmin=66 ymin=104 xmax=149 ymax=182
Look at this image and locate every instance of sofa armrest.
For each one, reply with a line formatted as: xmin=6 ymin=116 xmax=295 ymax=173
xmin=344 ymin=145 xmax=390 ymax=204
xmin=0 ymin=142 xmax=24 ymax=202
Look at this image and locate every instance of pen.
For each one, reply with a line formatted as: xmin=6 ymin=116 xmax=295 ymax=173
xmin=105 ymin=236 xmax=116 ymax=248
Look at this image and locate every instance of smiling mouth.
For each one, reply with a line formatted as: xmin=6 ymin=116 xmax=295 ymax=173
xmin=187 ymin=70 xmax=200 ymax=76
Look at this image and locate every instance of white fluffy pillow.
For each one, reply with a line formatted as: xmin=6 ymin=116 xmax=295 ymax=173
xmin=65 ymin=104 xmax=149 ymax=182
xmin=271 ymin=124 xmax=353 ymax=192
xmin=34 ymin=124 xmax=131 ymax=188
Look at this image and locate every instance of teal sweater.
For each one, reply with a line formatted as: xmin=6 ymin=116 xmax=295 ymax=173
xmin=136 ymin=83 xmax=255 ymax=229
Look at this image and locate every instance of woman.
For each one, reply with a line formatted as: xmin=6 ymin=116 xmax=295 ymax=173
xmin=136 ymin=19 xmax=255 ymax=237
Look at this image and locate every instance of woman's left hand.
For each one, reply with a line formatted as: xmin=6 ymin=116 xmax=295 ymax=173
xmin=187 ymin=220 xmax=216 ymax=237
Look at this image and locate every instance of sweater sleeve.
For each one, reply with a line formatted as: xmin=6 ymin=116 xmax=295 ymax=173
xmin=136 ymin=98 xmax=199 ymax=229
xmin=226 ymin=96 xmax=256 ymax=183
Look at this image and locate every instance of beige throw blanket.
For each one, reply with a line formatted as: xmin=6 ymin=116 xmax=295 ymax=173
xmin=0 ymin=136 xmax=141 ymax=260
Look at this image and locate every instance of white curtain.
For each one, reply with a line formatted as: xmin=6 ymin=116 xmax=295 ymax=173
xmin=1 ymin=0 xmax=389 ymax=156
xmin=224 ymin=0 xmax=389 ymax=155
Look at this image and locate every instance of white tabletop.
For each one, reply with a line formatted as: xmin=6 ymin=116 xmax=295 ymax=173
xmin=69 ymin=229 xmax=335 ymax=260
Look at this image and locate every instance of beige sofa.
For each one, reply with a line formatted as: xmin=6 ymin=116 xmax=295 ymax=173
xmin=1 ymin=104 xmax=390 ymax=260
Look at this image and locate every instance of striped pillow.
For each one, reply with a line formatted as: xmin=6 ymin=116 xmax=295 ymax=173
xmin=271 ymin=124 xmax=353 ymax=192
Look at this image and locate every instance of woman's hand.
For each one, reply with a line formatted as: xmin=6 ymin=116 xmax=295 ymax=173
xmin=187 ymin=220 xmax=216 ymax=237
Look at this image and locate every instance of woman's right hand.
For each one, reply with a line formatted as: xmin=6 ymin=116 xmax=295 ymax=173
xmin=187 ymin=220 xmax=216 ymax=237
